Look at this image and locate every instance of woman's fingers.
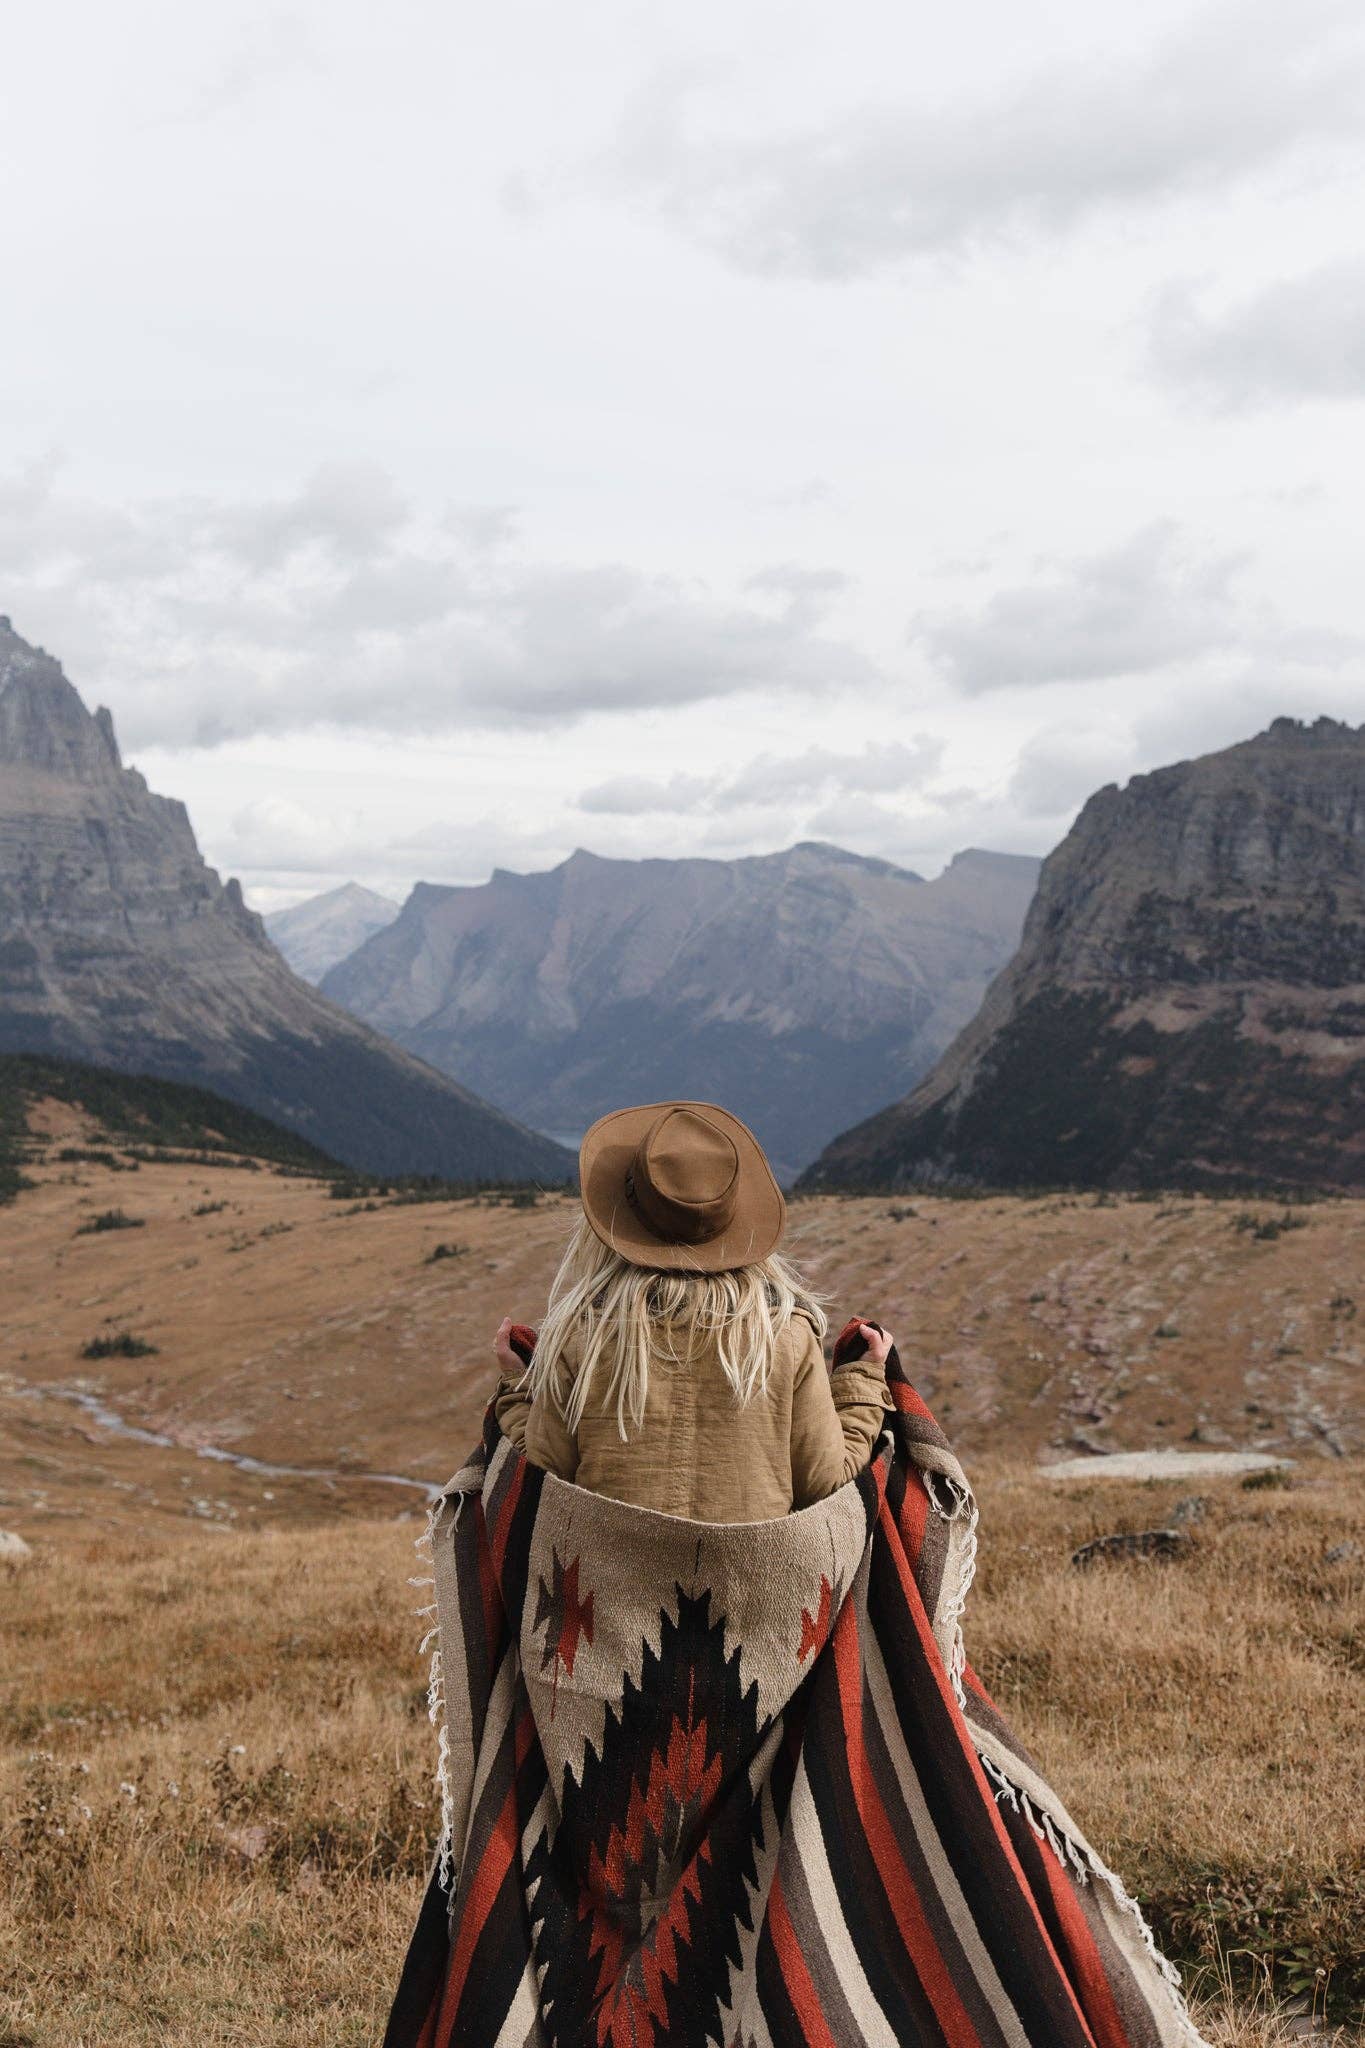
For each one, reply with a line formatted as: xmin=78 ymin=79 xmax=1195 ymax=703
xmin=858 ymin=1320 xmax=893 ymax=1363
xmin=494 ymin=1315 xmax=519 ymax=1373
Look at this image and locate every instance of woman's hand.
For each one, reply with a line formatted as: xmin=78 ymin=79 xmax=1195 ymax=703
xmin=494 ymin=1315 xmax=522 ymax=1377
xmin=856 ymin=1321 xmax=893 ymax=1365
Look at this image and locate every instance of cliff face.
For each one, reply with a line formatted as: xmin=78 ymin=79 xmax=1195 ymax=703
xmin=801 ymin=718 xmax=1365 ymax=1194
xmin=0 ymin=619 xmax=572 ymax=1183
xmin=321 ymin=840 xmax=1040 ymax=1182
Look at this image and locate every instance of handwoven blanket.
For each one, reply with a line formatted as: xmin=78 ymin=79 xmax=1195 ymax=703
xmin=385 ymin=1324 xmax=1207 ymax=2048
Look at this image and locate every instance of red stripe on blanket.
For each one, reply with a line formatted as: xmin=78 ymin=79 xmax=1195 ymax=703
xmin=1035 ymin=1837 xmax=1133 ymax=2048
xmin=767 ymin=1868 xmax=841 ymax=2048
xmin=888 ymin=1378 xmax=938 ymax=1423
xmin=831 ymin=1592 xmax=984 ymax=2048
xmin=489 ymin=1457 xmax=526 ymax=1578
xmin=875 ymin=1497 xmax=1101 ymax=2040
xmin=432 ymin=1705 xmax=536 ymax=2047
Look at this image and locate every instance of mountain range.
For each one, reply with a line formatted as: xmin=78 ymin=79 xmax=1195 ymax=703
xmin=318 ymin=840 xmax=1041 ymax=1181
xmin=0 ymin=619 xmax=572 ymax=1184
xmin=803 ymin=716 xmax=1365 ymax=1194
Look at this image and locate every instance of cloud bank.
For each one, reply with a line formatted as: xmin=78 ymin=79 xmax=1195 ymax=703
xmin=1 ymin=460 xmax=874 ymax=749
xmin=601 ymin=0 xmax=1365 ymax=278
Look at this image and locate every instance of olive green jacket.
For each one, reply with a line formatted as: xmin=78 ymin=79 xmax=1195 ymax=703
xmin=494 ymin=1311 xmax=892 ymax=1523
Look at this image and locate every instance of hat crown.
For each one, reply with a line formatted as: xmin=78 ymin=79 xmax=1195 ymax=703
xmin=643 ymin=1107 xmax=738 ymax=1208
xmin=628 ymin=1107 xmax=739 ymax=1244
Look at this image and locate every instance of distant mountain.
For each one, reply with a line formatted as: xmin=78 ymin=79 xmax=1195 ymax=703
xmin=0 ymin=618 xmax=572 ymax=1184
xmin=802 ymin=718 xmax=1365 ymax=1194
xmin=266 ymin=882 xmax=400 ymax=982
xmin=321 ymin=840 xmax=1040 ymax=1182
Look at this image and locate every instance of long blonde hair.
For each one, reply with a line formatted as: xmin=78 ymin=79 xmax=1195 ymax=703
xmin=526 ymin=1212 xmax=828 ymax=1441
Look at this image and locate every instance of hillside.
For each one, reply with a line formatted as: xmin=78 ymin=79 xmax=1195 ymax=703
xmin=0 ymin=619 xmax=572 ymax=1184
xmin=0 ymin=1053 xmax=345 ymax=1192
xmin=321 ymin=840 xmax=1040 ymax=1181
xmin=804 ymin=717 xmax=1365 ymax=1193
xmin=1 ymin=1092 xmax=1359 ymax=1545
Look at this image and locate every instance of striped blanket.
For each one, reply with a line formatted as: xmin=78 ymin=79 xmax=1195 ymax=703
xmin=386 ymin=1324 xmax=1207 ymax=2048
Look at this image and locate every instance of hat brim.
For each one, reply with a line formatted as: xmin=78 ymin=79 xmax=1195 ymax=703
xmin=578 ymin=1100 xmax=786 ymax=1272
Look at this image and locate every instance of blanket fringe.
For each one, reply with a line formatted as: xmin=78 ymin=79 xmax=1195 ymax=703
xmin=977 ymin=1749 xmax=1205 ymax=2046
xmin=929 ymin=1475 xmax=979 ymax=1713
xmin=413 ymin=1496 xmax=456 ymax=1893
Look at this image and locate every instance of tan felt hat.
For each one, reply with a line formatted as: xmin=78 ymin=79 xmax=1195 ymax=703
xmin=578 ymin=1100 xmax=786 ymax=1272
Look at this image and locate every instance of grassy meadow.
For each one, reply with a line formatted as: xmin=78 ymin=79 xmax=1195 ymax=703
xmin=2 ymin=1460 xmax=1361 ymax=2046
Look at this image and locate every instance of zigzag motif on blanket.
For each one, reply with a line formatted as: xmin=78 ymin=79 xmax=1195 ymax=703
xmin=524 ymin=1584 xmax=765 ymax=2048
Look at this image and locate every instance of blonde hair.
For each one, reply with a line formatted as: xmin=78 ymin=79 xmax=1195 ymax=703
xmin=526 ymin=1211 xmax=828 ymax=1441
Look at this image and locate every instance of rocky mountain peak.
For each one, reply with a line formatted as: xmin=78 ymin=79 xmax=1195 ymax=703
xmin=803 ymin=716 xmax=1365 ymax=1195
xmin=0 ymin=626 xmax=571 ymax=1183
xmin=0 ymin=618 xmax=122 ymax=781
xmin=321 ymin=836 xmax=1041 ymax=1181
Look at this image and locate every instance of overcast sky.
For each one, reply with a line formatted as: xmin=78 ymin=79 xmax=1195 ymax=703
xmin=4 ymin=0 xmax=1364 ymax=908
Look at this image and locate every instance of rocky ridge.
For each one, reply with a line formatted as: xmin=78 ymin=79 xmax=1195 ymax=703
xmin=321 ymin=839 xmax=1040 ymax=1181
xmin=802 ymin=717 xmax=1365 ymax=1192
xmin=0 ymin=619 xmax=572 ymax=1183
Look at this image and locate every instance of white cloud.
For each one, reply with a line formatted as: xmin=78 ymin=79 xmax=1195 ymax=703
xmin=1150 ymin=257 xmax=1365 ymax=408
xmin=913 ymin=524 xmax=1249 ymax=694
xmin=578 ymin=771 xmax=714 ymax=815
xmin=1008 ymin=724 xmax=1139 ymax=818
xmin=577 ymin=735 xmax=944 ymax=815
xmin=1 ymin=460 xmax=875 ymax=748
xmin=600 ymin=0 xmax=1365 ymax=277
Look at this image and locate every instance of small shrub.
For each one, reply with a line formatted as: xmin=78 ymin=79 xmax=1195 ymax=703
xmin=1241 ymin=1466 xmax=1292 ymax=1492
xmin=74 ymin=1209 xmax=145 ymax=1236
xmin=1232 ymin=1210 xmax=1310 ymax=1242
xmin=192 ymin=1199 xmax=228 ymax=1217
xmin=80 ymin=1332 xmax=159 ymax=1360
xmin=425 ymin=1242 xmax=466 ymax=1264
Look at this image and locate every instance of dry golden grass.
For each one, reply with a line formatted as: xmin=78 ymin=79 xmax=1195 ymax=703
xmin=967 ymin=1461 xmax=1365 ymax=2030
xmin=3 ymin=1126 xmax=1361 ymax=1548
xmin=2 ymin=1462 xmax=1361 ymax=2043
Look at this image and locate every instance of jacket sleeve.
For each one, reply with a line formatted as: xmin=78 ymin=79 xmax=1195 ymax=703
xmin=494 ymin=1366 xmax=580 ymax=1483
xmin=789 ymin=1315 xmax=892 ymax=1507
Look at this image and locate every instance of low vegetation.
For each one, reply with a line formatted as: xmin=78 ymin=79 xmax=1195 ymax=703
xmin=80 ymin=1332 xmax=160 ymax=1360
xmin=1 ymin=1464 xmax=1360 ymax=2043
xmin=423 ymin=1240 xmax=466 ymax=1263
xmin=0 ymin=1054 xmax=342 ymax=1183
xmin=74 ymin=1207 xmax=146 ymax=1235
